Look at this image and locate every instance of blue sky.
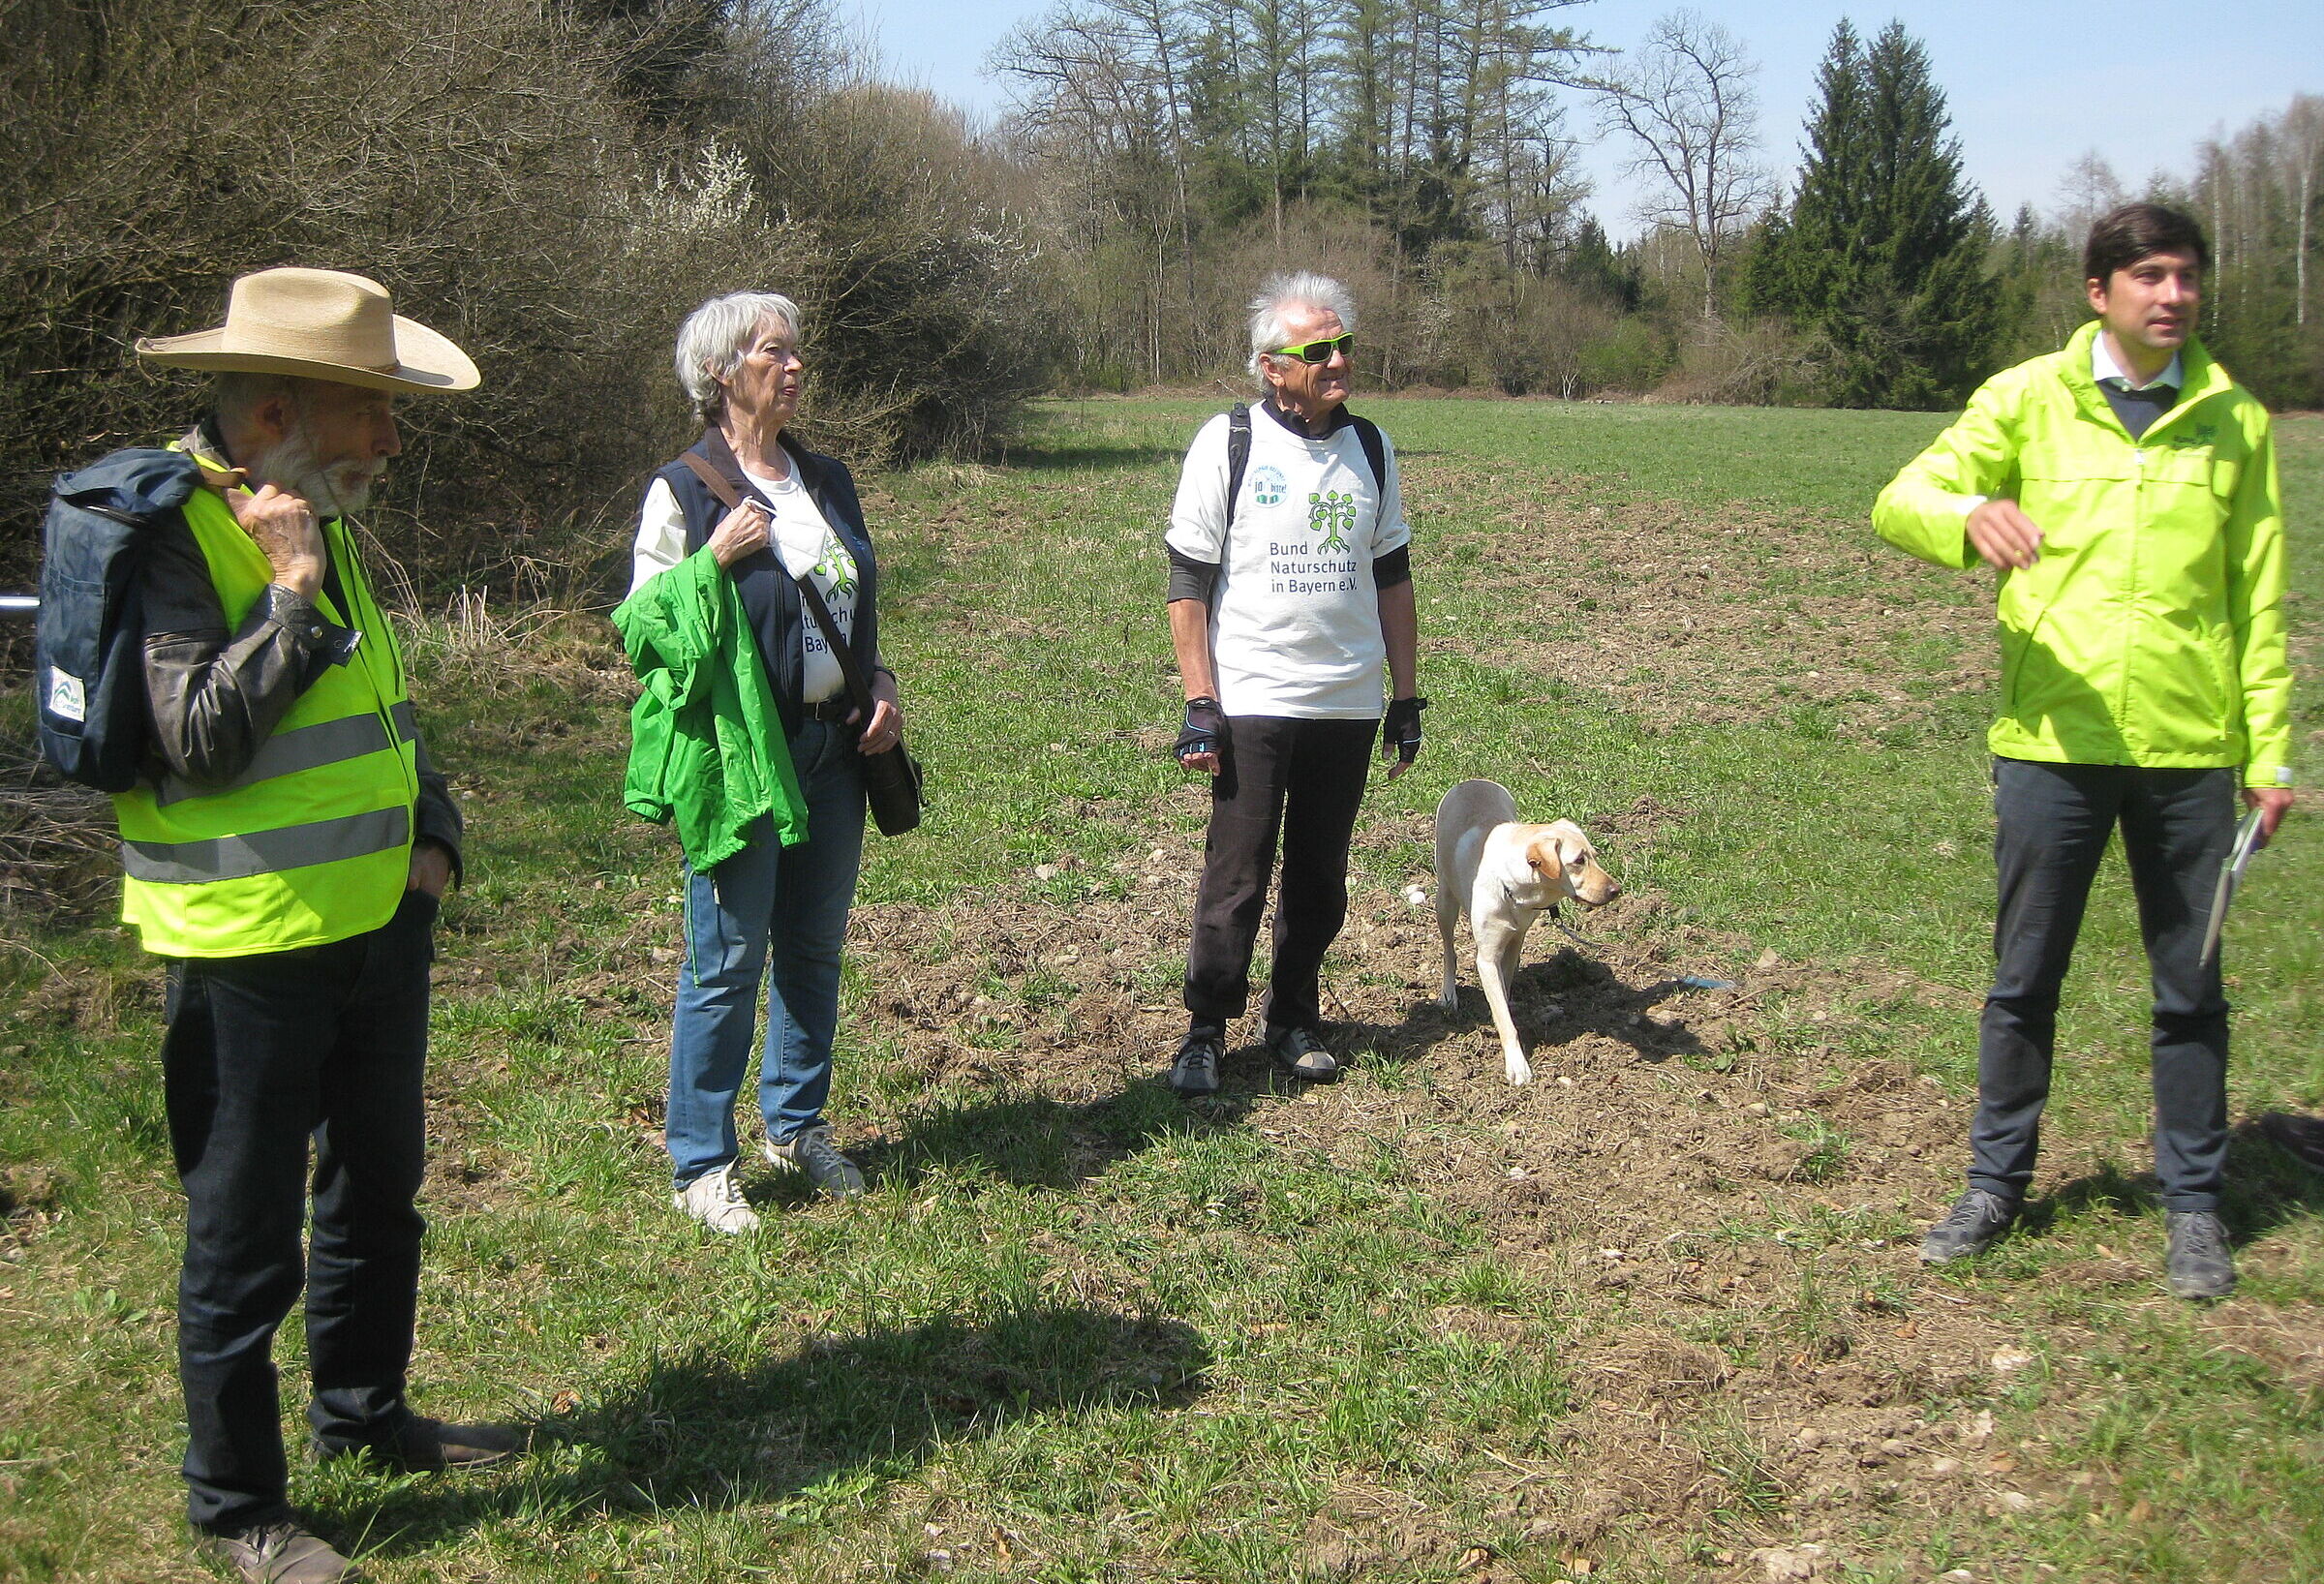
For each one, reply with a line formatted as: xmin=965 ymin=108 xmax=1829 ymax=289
xmin=843 ymin=0 xmax=2321 ymax=238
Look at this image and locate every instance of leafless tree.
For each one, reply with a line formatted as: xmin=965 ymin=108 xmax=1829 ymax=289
xmin=1591 ymin=9 xmax=1769 ymax=322
xmin=2051 ymin=149 xmax=2127 ymax=242
xmin=2279 ymin=95 xmax=2322 ymax=326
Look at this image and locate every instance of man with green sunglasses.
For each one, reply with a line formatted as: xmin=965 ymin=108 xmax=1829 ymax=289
xmin=1272 ymin=332 xmax=1355 ymax=364
xmin=1161 ymin=271 xmax=1428 ymax=1096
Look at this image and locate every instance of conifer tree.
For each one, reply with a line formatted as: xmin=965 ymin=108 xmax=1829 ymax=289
xmin=1746 ymin=19 xmax=1998 ymax=407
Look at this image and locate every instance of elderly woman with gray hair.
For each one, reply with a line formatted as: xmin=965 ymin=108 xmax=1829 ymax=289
xmin=617 ymin=289 xmax=902 ymax=1233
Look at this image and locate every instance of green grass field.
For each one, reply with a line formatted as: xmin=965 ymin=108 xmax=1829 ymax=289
xmin=2 ymin=398 xmax=2318 ymax=1582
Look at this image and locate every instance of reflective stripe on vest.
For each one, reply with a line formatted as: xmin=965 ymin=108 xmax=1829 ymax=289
xmin=122 ymin=806 xmax=411 ymax=883
xmin=152 ymin=701 xmax=416 ymax=807
xmin=114 ymin=479 xmax=418 ymax=957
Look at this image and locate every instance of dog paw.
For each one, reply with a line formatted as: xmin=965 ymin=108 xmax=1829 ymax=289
xmin=1505 ymin=1056 xmax=1534 ymax=1086
xmin=1436 ymin=990 xmax=1459 ymax=1012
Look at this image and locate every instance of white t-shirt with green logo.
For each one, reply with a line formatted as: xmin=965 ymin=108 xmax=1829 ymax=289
xmin=741 ymin=465 xmax=858 ymax=705
xmin=629 ymin=468 xmax=860 ymax=705
xmin=1165 ymin=410 xmax=1411 ymax=718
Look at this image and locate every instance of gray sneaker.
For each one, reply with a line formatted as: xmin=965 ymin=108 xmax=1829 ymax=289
xmin=198 ymin=1520 xmax=355 ymax=1583
xmin=2165 ymin=1210 xmax=2236 ymax=1299
xmin=1920 ymin=1189 xmax=2018 ymax=1263
xmin=764 ymin=1123 xmax=866 ymax=1197
xmin=1168 ymin=1028 xmax=1224 ymax=1096
xmin=1265 ymin=1024 xmax=1338 ymax=1081
xmin=673 ymin=1161 xmax=760 ymax=1234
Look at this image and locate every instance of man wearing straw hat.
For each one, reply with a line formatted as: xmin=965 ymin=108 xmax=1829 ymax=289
xmin=121 ymin=268 xmax=519 ymax=1581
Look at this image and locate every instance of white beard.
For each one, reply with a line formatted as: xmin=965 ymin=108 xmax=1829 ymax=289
xmin=249 ymin=427 xmax=379 ymax=518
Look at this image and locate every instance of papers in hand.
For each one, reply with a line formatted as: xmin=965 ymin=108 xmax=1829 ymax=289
xmin=2198 ymin=809 xmax=2267 ymax=972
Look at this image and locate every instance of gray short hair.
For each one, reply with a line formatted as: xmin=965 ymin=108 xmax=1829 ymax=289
xmin=675 ymin=290 xmax=804 ymax=423
xmin=1246 ymin=272 xmax=1358 ymax=381
xmin=213 ymin=372 xmax=319 ymax=428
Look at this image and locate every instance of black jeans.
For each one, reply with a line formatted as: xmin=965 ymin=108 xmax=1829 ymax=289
xmin=1971 ymin=760 xmax=2237 ymax=1211
xmin=163 ymin=888 xmax=437 ymax=1533
xmin=1183 ymin=715 xmax=1378 ymax=1031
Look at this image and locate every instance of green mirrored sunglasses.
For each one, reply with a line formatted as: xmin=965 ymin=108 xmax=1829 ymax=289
xmin=1269 ymin=333 xmax=1354 ymax=364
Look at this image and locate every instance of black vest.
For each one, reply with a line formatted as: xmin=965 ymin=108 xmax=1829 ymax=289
xmin=654 ymin=429 xmax=880 ymax=739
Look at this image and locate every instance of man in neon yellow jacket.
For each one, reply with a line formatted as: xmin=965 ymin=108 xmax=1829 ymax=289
xmin=119 ymin=270 xmax=521 ymax=1583
xmin=1875 ymin=204 xmax=2295 ymax=1300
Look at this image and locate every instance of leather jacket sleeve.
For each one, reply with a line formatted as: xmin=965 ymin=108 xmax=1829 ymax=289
xmin=138 ymin=516 xmax=346 ymax=785
xmin=413 ymin=734 xmax=464 ymax=883
xmin=137 ymin=515 xmax=465 ymax=877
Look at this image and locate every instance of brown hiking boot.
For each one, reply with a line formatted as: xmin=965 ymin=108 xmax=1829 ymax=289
xmin=199 ymin=1520 xmax=356 ymax=1583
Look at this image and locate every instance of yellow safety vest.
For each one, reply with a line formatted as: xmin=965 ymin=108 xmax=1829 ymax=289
xmin=114 ymin=487 xmax=419 ymax=957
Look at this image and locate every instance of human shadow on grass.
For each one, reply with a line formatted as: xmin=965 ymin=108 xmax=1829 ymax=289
xmin=325 ymin=1304 xmax=1210 ymax=1557
xmin=850 ymin=1074 xmax=1259 ymax=1197
xmin=2028 ymin=1119 xmax=2324 ymax=1246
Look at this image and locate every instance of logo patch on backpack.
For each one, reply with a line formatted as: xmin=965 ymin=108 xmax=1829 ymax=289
xmin=46 ymin=666 xmax=86 ymax=725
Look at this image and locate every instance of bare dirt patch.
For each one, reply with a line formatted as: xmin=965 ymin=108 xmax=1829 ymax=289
xmin=1400 ymin=456 xmax=1998 ymax=741
xmin=817 ymin=811 xmax=2104 ymax=1569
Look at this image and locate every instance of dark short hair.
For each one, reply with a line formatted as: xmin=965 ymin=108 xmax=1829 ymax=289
xmin=2084 ymin=202 xmax=2210 ymax=283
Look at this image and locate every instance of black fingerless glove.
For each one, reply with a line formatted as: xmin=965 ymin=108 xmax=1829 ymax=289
xmin=1176 ymin=696 xmax=1225 ymax=761
xmin=1384 ymin=694 xmax=1428 ymax=763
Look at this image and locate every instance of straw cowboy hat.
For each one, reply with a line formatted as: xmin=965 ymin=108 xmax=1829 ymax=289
xmin=137 ymin=267 xmax=479 ymax=393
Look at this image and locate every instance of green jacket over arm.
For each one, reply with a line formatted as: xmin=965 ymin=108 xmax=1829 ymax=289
xmin=1873 ymin=320 xmax=2294 ymax=788
xmin=613 ymin=548 xmax=809 ymax=868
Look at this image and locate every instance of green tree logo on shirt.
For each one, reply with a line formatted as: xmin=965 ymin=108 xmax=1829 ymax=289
xmin=814 ymin=536 xmax=858 ymax=598
xmin=1308 ymin=490 xmax=1357 ymax=552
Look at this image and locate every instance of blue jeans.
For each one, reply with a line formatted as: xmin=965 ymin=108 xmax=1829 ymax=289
xmin=162 ymin=887 xmax=437 ymax=1533
xmin=666 ymin=720 xmax=866 ymax=1189
xmin=1971 ymin=759 xmax=2237 ymax=1211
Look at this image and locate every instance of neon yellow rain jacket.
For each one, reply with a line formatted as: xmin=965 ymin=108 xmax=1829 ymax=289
xmin=1874 ymin=320 xmax=2293 ymax=787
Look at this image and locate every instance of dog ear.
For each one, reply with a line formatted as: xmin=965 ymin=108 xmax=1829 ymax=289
xmin=1561 ymin=821 xmax=1608 ymax=869
xmin=1524 ymin=836 xmax=1558 ymax=876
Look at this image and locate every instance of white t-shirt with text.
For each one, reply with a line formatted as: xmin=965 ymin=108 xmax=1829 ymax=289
xmin=630 ymin=467 xmax=860 ymax=704
xmin=1164 ymin=409 xmax=1411 ymax=718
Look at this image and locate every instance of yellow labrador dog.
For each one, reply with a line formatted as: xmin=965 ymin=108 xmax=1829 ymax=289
xmin=1434 ymin=778 xmax=1621 ymax=1084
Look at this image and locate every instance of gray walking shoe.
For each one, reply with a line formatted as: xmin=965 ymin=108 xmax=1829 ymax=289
xmin=198 ymin=1520 xmax=356 ymax=1583
xmin=1265 ymin=1023 xmax=1338 ymax=1081
xmin=673 ymin=1161 xmax=760 ymax=1234
xmin=1919 ymin=1189 xmax=2018 ymax=1263
xmin=1169 ymin=1027 xmax=1224 ymax=1096
xmin=2165 ymin=1210 xmax=2236 ymax=1299
xmin=764 ymin=1123 xmax=866 ymax=1197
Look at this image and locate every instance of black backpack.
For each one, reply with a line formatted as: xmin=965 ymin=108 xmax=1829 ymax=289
xmin=35 ymin=447 xmax=202 ymax=792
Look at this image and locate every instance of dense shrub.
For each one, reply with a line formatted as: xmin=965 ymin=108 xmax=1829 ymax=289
xmin=0 ymin=0 xmax=1047 ymax=598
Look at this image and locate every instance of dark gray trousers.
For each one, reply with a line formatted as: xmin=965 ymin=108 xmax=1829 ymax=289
xmin=1183 ymin=715 xmax=1378 ymax=1031
xmin=1971 ymin=759 xmax=2237 ymax=1211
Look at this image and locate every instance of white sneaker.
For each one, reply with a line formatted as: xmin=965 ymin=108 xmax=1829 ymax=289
xmin=672 ymin=1162 xmax=760 ymax=1234
xmin=762 ymin=1123 xmax=866 ymax=1197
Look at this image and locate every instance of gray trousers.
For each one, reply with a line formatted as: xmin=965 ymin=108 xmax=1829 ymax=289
xmin=1971 ymin=759 xmax=2238 ymax=1211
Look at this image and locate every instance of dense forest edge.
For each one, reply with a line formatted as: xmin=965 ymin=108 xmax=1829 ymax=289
xmin=4 ymin=0 xmax=2318 ymax=597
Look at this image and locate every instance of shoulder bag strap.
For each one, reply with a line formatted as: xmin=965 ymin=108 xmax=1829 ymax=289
xmin=679 ymin=448 xmax=876 ymax=719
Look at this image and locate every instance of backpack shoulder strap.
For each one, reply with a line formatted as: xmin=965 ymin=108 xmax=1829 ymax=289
xmin=1345 ymin=412 xmax=1389 ymax=528
xmin=1223 ymin=403 xmax=1251 ymax=536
